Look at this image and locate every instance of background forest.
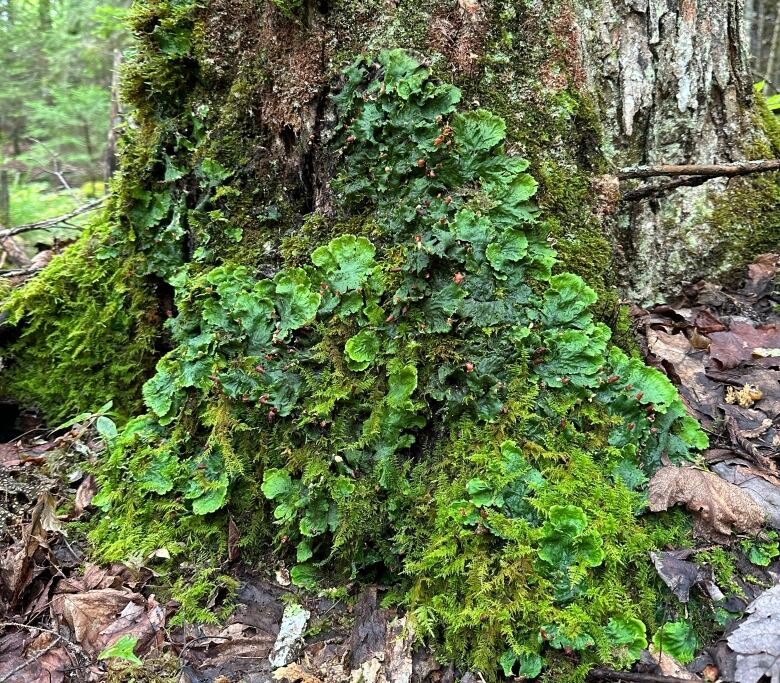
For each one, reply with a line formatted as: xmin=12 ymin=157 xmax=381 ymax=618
xmin=0 ymin=0 xmax=127 ymax=257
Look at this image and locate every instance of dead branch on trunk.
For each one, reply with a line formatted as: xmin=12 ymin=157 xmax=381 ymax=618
xmin=0 ymin=196 xmax=106 ymax=240
xmin=618 ymin=159 xmax=780 ymax=201
xmin=619 ymin=159 xmax=780 ymax=180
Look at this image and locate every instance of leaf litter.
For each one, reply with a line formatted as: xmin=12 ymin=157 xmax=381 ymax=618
xmin=634 ymin=253 xmax=780 ymax=682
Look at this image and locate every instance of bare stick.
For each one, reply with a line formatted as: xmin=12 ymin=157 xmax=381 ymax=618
xmin=618 ymin=159 xmax=780 ymax=180
xmin=621 ymin=175 xmax=710 ymax=202
xmin=0 ymin=197 xmax=106 ymax=239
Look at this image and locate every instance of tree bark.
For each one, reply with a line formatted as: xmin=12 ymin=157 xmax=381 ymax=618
xmin=193 ymin=0 xmax=773 ymax=303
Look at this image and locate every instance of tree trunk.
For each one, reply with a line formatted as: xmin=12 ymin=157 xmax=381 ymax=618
xmin=185 ymin=0 xmax=775 ymax=303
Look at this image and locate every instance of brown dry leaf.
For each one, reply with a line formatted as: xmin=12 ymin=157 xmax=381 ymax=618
xmin=0 ymin=495 xmax=57 ymax=607
xmin=72 ymin=475 xmax=97 ymax=518
xmin=711 ymin=458 xmax=780 ymax=529
xmin=273 ymin=663 xmax=324 ymax=683
xmin=648 ymin=466 xmax=765 ymax=541
xmin=228 ymin=517 xmax=240 ymax=562
xmin=694 ymin=309 xmax=727 ymax=334
xmin=709 ymin=322 xmax=780 ymax=369
xmin=0 ymin=631 xmax=70 ymax=683
xmin=51 ymin=588 xmax=136 ymax=656
xmin=744 ymin=252 xmax=779 ymax=300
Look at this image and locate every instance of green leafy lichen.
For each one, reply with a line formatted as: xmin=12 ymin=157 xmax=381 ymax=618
xmin=80 ymin=50 xmax=709 ymax=681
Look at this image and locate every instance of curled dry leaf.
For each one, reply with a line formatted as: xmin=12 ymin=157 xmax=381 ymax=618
xmin=72 ymin=475 xmax=97 ymax=519
xmin=650 ymin=550 xmax=723 ymax=603
xmin=648 ymin=467 xmax=765 ymax=541
xmin=711 ymin=459 xmax=780 ymax=530
xmin=709 ymin=322 xmax=780 ymax=369
xmin=273 ymin=663 xmax=324 ymax=683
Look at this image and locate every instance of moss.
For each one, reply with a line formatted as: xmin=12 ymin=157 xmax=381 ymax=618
xmin=686 ymin=92 xmax=780 ymax=285
xmin=0 ymin=215 xmax=159 ymax=423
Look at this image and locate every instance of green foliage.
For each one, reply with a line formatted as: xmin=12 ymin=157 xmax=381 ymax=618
xmin=652 ymin=621 xmax=698 ymax=664
xmin=64 ymin=49 xmax=708 ymax=682
xmin=605 ymin=617 xmax=647 ymax=663
xmin=741 ymin=532 xmax=780 ymax=567
xmin=98 ymin=635 xmax=143 ymax=666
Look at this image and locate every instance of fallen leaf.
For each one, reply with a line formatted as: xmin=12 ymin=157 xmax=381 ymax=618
xmin=72 ymin=475 xmax=97 ymax=518
xmin=727 ymin=584 xmax=780 ymax=683
xmin=711 ymin=459 xmax=780 ymax=530
xmin=694 ymin=310 xmax=727 ymax=334
xmin=51 ymin=588 xmax=136 ymax=656
xmin=228 ymin=518 xmax=240 ymax=562
xmin=0 ymin=631 xmax=70 ymax=683
xmin=650 ymin=550 xmax=723 ymax=603
xmin=709 ymin=323 xmax=780 ymax=369
xmin=648 ymin=467 xmax=766 ymax=541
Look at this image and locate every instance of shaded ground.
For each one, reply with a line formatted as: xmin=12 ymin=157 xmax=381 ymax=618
xmin=0 ymin=254 xmax=778 ymax=683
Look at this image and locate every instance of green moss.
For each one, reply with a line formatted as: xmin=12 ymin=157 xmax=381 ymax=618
xmin=80 ymin=51 xmax=707 ymax=681
xmin=0 ymin=215 xmax=158 ymax=423
xmin=698 ymin=91 xmax=780 ymax=283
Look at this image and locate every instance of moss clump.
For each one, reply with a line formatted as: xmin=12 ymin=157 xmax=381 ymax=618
xmin=85 ymin=51 xmax=708 ymax=681
xmin=0 ymin=215 xmax=158 ymax=423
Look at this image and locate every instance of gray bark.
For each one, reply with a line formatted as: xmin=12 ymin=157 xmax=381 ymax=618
xmin=578 ymin=0 xmax=767 ymax=301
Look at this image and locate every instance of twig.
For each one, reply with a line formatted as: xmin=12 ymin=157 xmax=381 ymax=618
xmin=618 ymin=159 xmax=780 ymax=180
xmin=0 ymin=637 xmax=61 ymax=683
xmin=0 ymin=197 xmax=106 ymax=239
xmin=589 ymin=669 xmax=700 ymax=683
xmin=621 ymin=175 xmax=710 ymax=201
xmin=0 ymin=266 xmax=42 ymax=278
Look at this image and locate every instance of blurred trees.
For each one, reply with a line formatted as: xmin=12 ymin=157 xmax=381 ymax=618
xmin=0 ymin=0 xmax=128 ymax=238
xmin=747 ymin=0 xmax=780 ymax=93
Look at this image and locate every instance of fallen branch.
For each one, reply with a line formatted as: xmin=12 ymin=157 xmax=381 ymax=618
xmin=589 ymin=669 xmax=700 ymax=683
xmin=0 ymin=196 xmax=107 ymax=240
xmin=618 ymin=159 xmax=780 ymax=180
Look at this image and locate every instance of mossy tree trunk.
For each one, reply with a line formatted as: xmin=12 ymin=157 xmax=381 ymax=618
xmin=194 ymin=0 xmax=774 ymax=302
xmin=0 ymin=1 xmax=773 ymax=678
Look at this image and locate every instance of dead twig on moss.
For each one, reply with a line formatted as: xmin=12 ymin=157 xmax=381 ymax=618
xmin=0 ymin=196 xmax=106 ymax=240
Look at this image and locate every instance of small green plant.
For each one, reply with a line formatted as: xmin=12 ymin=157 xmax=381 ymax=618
xmin=98 ymin=635 xmax=143 ymax=666
xmin=652 ymin=621 xmax=698 ymax=664
xmin=741 ymin=531 xmax=780 ymax=566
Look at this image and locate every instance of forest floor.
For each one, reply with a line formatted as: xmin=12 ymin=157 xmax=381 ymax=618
xmin=0 ymin=254 xmax=777 ymax=683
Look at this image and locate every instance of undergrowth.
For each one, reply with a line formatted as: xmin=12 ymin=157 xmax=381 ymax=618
xmin=76 ymin=51 xmax=709 ymax=681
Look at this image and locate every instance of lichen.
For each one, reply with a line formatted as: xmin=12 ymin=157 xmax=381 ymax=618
xmin=82 ymin=50 xmax=706 ymax=681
